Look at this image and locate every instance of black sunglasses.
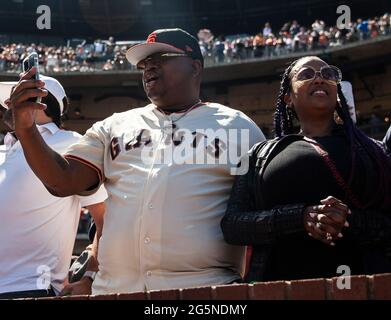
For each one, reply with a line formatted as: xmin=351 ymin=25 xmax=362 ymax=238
xmin=136 ymin=52 xmax=189 ymax=70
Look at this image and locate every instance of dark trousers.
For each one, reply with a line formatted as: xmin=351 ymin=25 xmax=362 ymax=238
xmin=0 ymin=287 xmax=55 ymax=299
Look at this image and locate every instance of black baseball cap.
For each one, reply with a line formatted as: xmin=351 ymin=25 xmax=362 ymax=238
xmin=126 ymin=28 xmax=204 ymax=67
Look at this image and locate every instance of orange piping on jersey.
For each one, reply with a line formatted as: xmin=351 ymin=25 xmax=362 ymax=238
xmin=64 ymin=154 xmax=104 ymax=183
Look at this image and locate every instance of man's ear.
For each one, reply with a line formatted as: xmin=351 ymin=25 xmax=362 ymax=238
xmin=191 ymin=60 xmax=202 ymax=78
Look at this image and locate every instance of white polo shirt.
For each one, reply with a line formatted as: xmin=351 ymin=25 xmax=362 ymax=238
xmin=65 ymin=102 xmax=265 ymax=295
xmin=0 ymin=123 xmax=107 ymax=294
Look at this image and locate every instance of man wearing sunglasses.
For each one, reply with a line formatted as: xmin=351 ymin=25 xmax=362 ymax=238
xmin=8 ymin=28 xmax=265 ymax=295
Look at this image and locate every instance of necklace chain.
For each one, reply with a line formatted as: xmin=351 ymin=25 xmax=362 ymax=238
xmin=170 ymin=99 xmax=202 ymax=124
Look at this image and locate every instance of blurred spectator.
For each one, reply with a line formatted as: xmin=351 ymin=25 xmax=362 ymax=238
xmin=380 ymin=13 xmax=391 ymax=34
xmin=357 ymin=18 xmax=370 ymax=40
xmin=213 ymin=36 xmax=225 ymax=63
xmin=105 ymin=36 xmax=115 ymax=57
xmin=290 ymin=20 xmax=301 ymax=36
xmin=263 ymin=22 xmax=272 ymax=37
xmin=244 ymin=37 xmax=254 ymax=59
xmin=327 ymin=26 xmax=338 ymax=46
xmin=318 ymin=31 xmax=329 ymax=49
xmin=46 ymin=50 xmax=58 ymax=73
xmin=369 ymin=19 xmax=380 ymax=38
xmin=280 ymin=22 xmax=290 ymax=34
xmin=103 ymin=59 xmax=113 ymax=71
xmin=264 ymin=35 xmax=277 ymax=57
xmin=312 ymin=19 xmax=325 ymax=33
xmin=294 ymin=27 xmax=309 ymax=52
xmin=310 ymin=29 xmax=320 ymax=50
xmin=253 ymin=33 xmax=264 ymax=57
xmin=224 ymin=39 xmax=233 ymax=62
xmin=93 ymin=39 xmax=105 ymax=57
xmin=233 ymin=38 xmax=246 ymax=60
xmin=113 ymin=50 xmax=129 ymax=70
xmin=79 ymin=60 xmax=92 ymax=72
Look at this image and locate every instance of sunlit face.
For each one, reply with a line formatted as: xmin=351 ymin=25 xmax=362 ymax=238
xmin=138 ymin=52 xmax=197 ymax=107
xmin=285 ymin=57 xmax=340 ymax=122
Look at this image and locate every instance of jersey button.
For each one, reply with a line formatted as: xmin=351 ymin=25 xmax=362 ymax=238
xmin=146 ymin=271 xmax=152 ymax=277
xmin=148 ymin=203 xmax=153 ymax=209
xmin=144 ymin=237 xmax=151 ymax=244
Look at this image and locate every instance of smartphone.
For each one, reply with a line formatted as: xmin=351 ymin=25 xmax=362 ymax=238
xmin=22 ymin=52 xmax=42 ymax=103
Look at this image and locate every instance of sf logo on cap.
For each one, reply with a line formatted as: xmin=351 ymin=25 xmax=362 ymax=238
xmin=147 ymin=33 xmax=157 ymax=43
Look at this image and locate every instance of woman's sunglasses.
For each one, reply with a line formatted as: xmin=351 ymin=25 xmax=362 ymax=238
xmin=292 ymin=65 xmax=342 ymax=84
xmin=136 ymin=52 xmax=189 ymax=70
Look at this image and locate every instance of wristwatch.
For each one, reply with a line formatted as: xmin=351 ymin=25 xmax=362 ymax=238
xmin=83 ymin=271 xmax=97 ymax=282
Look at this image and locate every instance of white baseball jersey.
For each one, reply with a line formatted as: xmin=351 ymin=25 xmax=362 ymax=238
xmin=65 ymin=102 xmax=265 ymax=295
xmin=0 ymin=123 xmax=108 ymax=294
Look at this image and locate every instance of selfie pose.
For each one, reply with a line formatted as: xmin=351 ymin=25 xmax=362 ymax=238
xmin=7 ymin=29 xmax=265 ymax=295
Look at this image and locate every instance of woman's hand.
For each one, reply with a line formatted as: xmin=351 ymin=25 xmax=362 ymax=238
xmin=304 ymin=196 xmax=351 ymax=246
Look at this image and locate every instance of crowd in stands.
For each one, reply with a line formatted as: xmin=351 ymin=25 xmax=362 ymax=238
xmin=0 ymin=37 xmax=131 ymax=73
xmin=200 ymin=13 xmax=391 ymax=64
xmin=0 ymin=13 xmax=390 ymax=73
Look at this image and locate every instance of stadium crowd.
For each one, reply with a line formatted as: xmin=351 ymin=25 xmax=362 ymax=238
xmin=0 ymin=13 xmax=390 ymax=73
xmin=200 ymin=13 xmax=391 ymax=63
xmin=0 ymin=37 xmax=131 ymax=73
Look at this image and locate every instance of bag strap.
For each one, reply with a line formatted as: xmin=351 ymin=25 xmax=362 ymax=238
xmin=303 ymin=136 xmax=365 ymax=209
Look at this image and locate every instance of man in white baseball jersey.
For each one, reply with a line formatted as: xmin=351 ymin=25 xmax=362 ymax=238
xmin=9 ymin=28 xmax=265 ymax=295
xmin=0 ymin=76 xmax=107 ymax=298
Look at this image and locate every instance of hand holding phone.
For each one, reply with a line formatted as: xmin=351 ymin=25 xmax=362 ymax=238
xmin=22 ymin=52 xmax=42 ymax=103
xmin=8 ymin=54 xmax=47 ymax=131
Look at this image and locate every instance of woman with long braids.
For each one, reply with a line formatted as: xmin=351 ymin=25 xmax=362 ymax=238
xmin=221 ymin=56 xmax=391 ymax=282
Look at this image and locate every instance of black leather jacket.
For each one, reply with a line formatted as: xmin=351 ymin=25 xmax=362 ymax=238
xmin=221 ymin=135 xmax=391 ymax=282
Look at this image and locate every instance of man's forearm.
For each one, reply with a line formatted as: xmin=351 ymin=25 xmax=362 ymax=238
xmin=84 ymin=203 xmax=105 ymax=273
xmin=16 ymin=125 xmax=76 ymax=196
xmin=85 ymin=233 xmax=100 ymax=273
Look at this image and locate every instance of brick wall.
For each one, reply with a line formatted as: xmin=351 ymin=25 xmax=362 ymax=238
xmin=32 ymin=273 xmax=391 ymax=300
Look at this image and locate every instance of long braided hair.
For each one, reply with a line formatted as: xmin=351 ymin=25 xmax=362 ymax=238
xmin=273 ymin=59 xmax=298 ymax=137
xmin=273 ymin=56 xmax=391 ymax=209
